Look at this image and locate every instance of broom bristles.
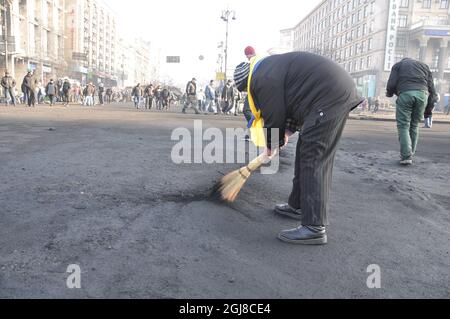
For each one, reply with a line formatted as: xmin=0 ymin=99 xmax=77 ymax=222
xmin=211 ymin=151 xmax=276 ymax=203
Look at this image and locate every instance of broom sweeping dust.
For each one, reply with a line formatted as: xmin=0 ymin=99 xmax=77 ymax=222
xmin=211 ymin=149 xmax=279 ymax=203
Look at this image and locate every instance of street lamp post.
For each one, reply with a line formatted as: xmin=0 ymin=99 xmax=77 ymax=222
xmin=220 ymin=9 xmax=236 ymax=81
xmin=3 ymin=0 xmax=12 ymax=73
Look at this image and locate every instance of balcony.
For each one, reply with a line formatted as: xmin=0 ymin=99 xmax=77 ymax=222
xmin=410 ymin=19 xmax=450 ymax=38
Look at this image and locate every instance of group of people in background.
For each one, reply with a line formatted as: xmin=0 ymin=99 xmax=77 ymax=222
xmin=181 ymin=77 xmax=244 ymax=116
xmin=1 ymin=70 xmax=161 ymax=108
xmin=131 ymin=83 xmax=178 ymax=110
xmin=1 ymin=71 xmax=87 ymax=107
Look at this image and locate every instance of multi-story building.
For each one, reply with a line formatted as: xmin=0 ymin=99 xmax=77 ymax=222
xmin=65 ymin=0 xmax=117 ymax=86
xmin=1 ymin=0 xmax=66 ymax=83
xmin=117 ymin=37 xmax=159 ymax=87
xmin=283 ymin=0 xmax=450 ymax=101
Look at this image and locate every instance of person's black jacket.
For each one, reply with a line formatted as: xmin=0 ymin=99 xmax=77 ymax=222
xmin=22 ymin=75 xmax=35 ymax=91
xmin=250 ymin=52 xmax=363 ymax=149
xmin=62 ymin=81 xmax=71 ymax=93
xmin=386 ymin=58 xmax=436 ymax=98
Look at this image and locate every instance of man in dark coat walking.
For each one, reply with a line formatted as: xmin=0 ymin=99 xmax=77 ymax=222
xmin=1 ymin=71 xmax=16 ymax=106
xmin=62 ymin=79 xmax=71 ymax=106
xmin=234 ymin=52 xmax=363 ymax=245
xmin=22 ymin=71 xmax=36 ymax=107
xmin=46 ymin=79 xmax=57 ymax=106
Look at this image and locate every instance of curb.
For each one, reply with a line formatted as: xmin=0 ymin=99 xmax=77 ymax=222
xmin=349 ymin=115 xmax=450 ymax=125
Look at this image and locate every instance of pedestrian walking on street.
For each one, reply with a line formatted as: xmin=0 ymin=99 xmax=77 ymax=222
xmin=205 ymin=80 xmax=219 ymax=114
xmin=386 ymin=58 xmax=437 ymax=166
xmin=144 ymin=84 xmax=154 ymax=109
xmin=22 ymin=71 xmax=37 ymax=107
xmin=62 ymin=78 xmax=71 ymax=106
xmin=98 ymin=83 xmax=105 ymax=105
xmin=1 ymin=71 xmax=17 ymax=106
xmin=214 ymin=85 xmax=222 ymax=112
xmin=105 ymin=88 xmax=113 ymax=104
xmin=182 ymin=78 xmax=200 ymax=114
xmin=197 ymin=88 xmax=206 ymax=114
xmin=56 ymin=79 xmax=63 ymax=103
xmin=84 ymin=83 xmax=95 ymax=106
xmin=373 ymin=96 xmax=380 ymax=113
xmin=162 ymin=87 xmax=171 ymax=111
xmin=221 ymin=80 xmax=235 ymax=114
xmin=154 ymin=86 xmax=163 ymax=110
xmin=233 ymin=52 xmax=363 ymax=245
xmin=45 ymin=79 xmax=57 ymax=106
xmin=132 ymin=83 xmax=142 ymax=109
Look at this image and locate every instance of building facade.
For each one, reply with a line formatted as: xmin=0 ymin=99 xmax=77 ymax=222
xmin=283 ymin=0 xmax=450 ymax=101
xmin=65 ymin=0 xmax=117 ymax=86
xmin=1 ymin=0 xmax=66 ymax=84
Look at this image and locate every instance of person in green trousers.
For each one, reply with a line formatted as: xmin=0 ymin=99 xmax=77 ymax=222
xmin=386 ymin=58 xmax=437 ymax=166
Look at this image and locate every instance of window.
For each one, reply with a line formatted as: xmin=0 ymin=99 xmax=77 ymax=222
xmin=400 ymin=0 xmax=409 ymax=8
xmin=422 ymin=0 xmax=431 ymax=9
xmin=441 ymin=0 xmax=449 ymax=9
xmin=398 ymin=15 xmax=408 ymax=27
xmin=367 ymin=56 xmax=372 ymax=69
xmin=363 ymin=23 xmax=368 ymax=35
xmin=364 ymin=5 xmax=369 ymax=18
xmin=369 ymin=1 xmax=375 ymax=15
xmin=397 ymin=37 xmax=406 ymax=47
xmin=368 ymin=38 xmax=373 ymax=51
xmin=360 ymin=58 xmax=364 ymax=70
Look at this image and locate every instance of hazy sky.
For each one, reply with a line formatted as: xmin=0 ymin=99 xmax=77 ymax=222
xmin=107 ymin=0 xmax=322 ymax=85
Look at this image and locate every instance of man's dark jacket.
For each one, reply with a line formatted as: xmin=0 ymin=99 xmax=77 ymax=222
xmin=250 ymin=52 xmax=362 ymax=148
xmin=22 ymin=74 xmax=36 ymax=91
xmin=386 ymin=58 xmax=436 ymax=98
xmin=62 ymin=81 xmax=71 ymax=93
xmin=2 ymin=76 xmax=16 ymax=89
xmin=46 ymin=83 xmax=56 ymax=95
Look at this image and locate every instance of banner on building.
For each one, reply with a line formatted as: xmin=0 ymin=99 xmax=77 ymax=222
xmin=384 ymin=0 xmax=399 ymax=72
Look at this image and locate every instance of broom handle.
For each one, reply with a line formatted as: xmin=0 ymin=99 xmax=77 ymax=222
xmin=245 ymin=149 xmax=279 ymax=173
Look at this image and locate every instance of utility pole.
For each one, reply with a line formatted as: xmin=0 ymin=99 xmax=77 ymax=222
xmin=3 ymin=0 xmax=10 ymax=73
xmin=220 ymin=9 xmax=236 ymax=81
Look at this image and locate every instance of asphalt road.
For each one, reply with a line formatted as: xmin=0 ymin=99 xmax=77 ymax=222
xmin=0 ymin=103 xmax=449 ymax=298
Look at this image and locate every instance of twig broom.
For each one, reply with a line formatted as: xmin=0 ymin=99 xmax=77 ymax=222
xmin=211 ymin=150 xmax=278 ymax=203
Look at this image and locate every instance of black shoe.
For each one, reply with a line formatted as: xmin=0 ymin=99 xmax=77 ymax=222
xmin=278 ymin=226 xmax=327 ymax=245
xmin=274 ymin=204 xmax=302 ymax=220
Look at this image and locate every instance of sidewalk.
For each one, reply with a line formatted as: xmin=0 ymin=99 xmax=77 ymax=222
xmin=350 ymin=109 xmax=450 ymax=124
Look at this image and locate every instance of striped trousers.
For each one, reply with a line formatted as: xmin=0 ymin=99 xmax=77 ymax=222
xmin=288 ymin=110 xmax=349 ymax=226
